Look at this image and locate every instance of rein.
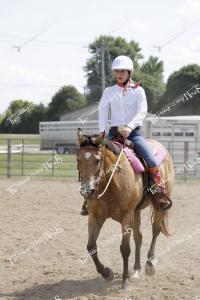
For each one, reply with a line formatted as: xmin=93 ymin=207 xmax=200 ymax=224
xmin=76 ymin=146 xmax=104 ymax=186
xmin=97 ymin=142 xmax=126 ymax=199
xmin=77 ymin=139 xmax=126 ymax=199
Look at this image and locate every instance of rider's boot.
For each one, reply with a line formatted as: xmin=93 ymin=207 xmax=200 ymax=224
xmin=148 ymin=167 xmax=172 ymax=210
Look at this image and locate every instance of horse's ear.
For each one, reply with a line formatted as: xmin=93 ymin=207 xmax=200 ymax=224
xmin=77 ymin=128 xmax=85 ymax=145
xmin=94 ymin=130 xmax=105 ymax=145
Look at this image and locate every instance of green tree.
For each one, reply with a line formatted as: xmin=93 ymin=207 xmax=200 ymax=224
xmin=84 ymin=35 xmax=143 ymax=104
xmin=47 ymin=85 xmax=86 ymax=120
xmin=155 ymin=64 xmax=200 ymax=115
xmin=0 ymin=100 xmax=35 ymax=133
xmin=84 ymin=36 xmax=165 ymax=111
xmin=133 ymin=71 xmax=165 ymax=112
xmin=15 ymin=103 xmax=47 ymax=133
xmin=140 ymin=56 xmax=164 ymax=79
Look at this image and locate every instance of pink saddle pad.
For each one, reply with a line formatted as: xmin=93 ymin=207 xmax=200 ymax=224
xmin=113 ymin=139 xmax=167 ymax=174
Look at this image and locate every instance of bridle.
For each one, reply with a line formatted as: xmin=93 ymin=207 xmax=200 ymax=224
xmin=76 ymin=144 xmax=104 ymax=195
xmin=76 ymin=136 xmax=127 ymax=198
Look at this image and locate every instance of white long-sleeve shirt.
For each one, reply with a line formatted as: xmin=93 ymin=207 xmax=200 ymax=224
xmin=98 ymin=83 xmax=147 ymax=132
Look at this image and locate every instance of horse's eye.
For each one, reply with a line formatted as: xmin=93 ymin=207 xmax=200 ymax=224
xmin=93 ymin=155 xmax=101 ymax=165
xmin=94 ymin=159 xmax=100 ymax=165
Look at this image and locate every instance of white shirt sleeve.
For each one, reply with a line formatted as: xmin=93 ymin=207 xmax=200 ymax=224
xmin=98 ymin=87 xmax=110 ymax=132
xmin=127 ymin=87 xmax=147 ymax=130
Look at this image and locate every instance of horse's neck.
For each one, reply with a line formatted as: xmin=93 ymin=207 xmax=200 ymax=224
xmin=100 ymin=147 xmax=123 ymax=186
xmin=102 ymin=148 xmax=116 ymax=172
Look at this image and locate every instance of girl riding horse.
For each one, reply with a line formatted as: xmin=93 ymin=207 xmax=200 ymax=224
xmin=81 ymin=55 xmax=171 ymax=215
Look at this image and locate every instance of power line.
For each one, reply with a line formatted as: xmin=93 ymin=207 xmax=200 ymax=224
xmin=0 ymin=84 xmax=60 ymax=87
xmin=0 ymin=33 xmax=84 ymax=46
xmin=0 ymin=83 xmax=85 ymax=88
xmin=12 ymin=28 xmax=50 ymax=52
xmin=11 ymin=20 xmax=62 ymax=52
xmin=153 ymin=28 xmax=189 ymax=52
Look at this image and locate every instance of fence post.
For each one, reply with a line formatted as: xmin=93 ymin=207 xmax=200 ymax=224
xmin=52 ymin=149 xmax=55 ymax=176
xmin=183 ymin=141 xmax=189 ymax=182
xmin=21 ymin=139 xmax=24 ymax=176
xmin=7 ymin=139 xmax=11 ymax=178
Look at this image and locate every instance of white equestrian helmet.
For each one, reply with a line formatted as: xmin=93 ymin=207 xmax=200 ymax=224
xmin=111 ymin=55 xmax=134 ymax=72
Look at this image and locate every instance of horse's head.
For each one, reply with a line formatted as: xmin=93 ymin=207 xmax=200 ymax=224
xmin=77 ymin=128 xmax=105 ymax=198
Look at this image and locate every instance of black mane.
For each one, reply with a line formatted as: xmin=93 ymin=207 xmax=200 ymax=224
xmin=79 ymin=134 xmax=121 ymax=154
xmin=79 ymin=134 xmax=99 ymax=148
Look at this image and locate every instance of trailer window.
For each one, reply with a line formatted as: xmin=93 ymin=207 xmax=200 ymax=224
xmin=152 ymin=132 xmax=161 ymax=136
xmin=163 ymin=132 xmax=171 ymax=136
xmin=185 ymin=132 xmax=194 ymax=136
xmin=174 ymin=132 xmax=183 ymax=136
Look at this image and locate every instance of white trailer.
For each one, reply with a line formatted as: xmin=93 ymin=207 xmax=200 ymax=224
xmin=40 ymin=116 xmax=200 ymax=176
xmin=144 ymin=116 xmax=200 ymax=176
xmin=39 ymin=121 xmax=104 ymax=154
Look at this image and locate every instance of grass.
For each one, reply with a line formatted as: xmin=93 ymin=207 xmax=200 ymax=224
xmin=0 ymin=134 xmax=40 ymax=145
xmin=0 ymin=153 xmax=78 ymax=177
xmin=0 ymin=135 xmax=78 ymax=177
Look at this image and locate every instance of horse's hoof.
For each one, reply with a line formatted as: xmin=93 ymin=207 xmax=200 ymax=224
xmin=80 ymin=209 xmax=89 ymax=216
xmin=145 ymin=259 xmax=157 ymax=276
xmin=121 ymin=278 xmax=129 ymax=289
xmin=132 ymin=270 xmax=141 ymax=279
xmin=104 ymin=267 xmax=114 ymax=281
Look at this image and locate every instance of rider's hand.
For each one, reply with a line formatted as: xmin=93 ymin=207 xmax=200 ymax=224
xmin=120 ymin=130 xmax=129 ymax=138
xmin=118 ymin=125 xmax=132 ymax=138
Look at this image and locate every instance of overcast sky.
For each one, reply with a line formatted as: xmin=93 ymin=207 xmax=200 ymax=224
xmin=0 ymin=0 xmax=200 ymax=113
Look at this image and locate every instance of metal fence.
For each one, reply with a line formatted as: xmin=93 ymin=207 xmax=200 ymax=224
xmin=0 ymin=138 xmax=200 ymax=179
xmin=0 ymin=139 xmax=78 ymax=178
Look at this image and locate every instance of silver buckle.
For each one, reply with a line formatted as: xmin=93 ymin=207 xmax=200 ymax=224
xmin=148 ymin=184 xmax=162 ymax=195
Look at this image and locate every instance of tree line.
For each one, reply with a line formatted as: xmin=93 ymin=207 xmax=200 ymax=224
xmin=1 ymin=35 xmax=200 ymax=134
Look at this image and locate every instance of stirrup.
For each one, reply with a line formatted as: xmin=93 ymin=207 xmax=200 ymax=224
xmin=160 ymin=194 xmax=172 ymax=210
xmin=151 ymin=192 xmax=172 ymax=210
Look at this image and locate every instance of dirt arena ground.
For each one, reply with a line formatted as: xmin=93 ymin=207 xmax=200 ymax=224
xmin=0 ymin=178 xmax=200 ymax=300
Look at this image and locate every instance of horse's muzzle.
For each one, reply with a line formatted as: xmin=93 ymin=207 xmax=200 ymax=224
xmin=80 ymin=184 xmax=95 ymax=198
xmin=80 ymin=188 xmax=95 ymax=198
xmin=80 ymin=179 xmax=96 ymax=198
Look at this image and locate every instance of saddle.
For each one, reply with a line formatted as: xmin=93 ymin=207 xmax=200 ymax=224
xmin=107 ymin=133 xmax=172 ymax=211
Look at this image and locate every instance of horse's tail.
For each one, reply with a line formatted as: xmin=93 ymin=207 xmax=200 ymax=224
xmin=151 ymin=209 xmax=171 ymax=237
xmin=160 ymin=211 xmax=171 ymax=237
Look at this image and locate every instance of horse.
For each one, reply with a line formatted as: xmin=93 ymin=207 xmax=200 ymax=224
xmin=76 ymin=128 xmax=174 ymax=287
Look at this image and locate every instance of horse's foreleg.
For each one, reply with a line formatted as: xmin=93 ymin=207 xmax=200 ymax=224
xmin=132 ymin=210 xmax=142 ymax=279
xmin=120 ymin=213 xmax=133 ymax=287
xmin=87 ymin=214 xmax=113 ymax=281
xmin=145 ymin=210 xmax=167 ymax=275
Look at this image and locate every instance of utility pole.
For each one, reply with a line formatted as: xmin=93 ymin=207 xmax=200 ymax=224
xmin=101 ymin=43 xmax=106 ymax=93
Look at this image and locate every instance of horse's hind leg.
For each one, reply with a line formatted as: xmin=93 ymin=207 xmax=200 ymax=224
xmin=120 ymin=213 xmax=134 ymax=288
xmin=87 ymin=214 xmax=114 ymax=281
xmin=145 ymin=209 xmax=169 ymax=275
xmin=132 ymin=210 xmax=142 ymax=279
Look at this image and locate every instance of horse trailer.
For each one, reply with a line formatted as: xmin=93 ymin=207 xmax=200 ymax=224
xmin=40 ymin=117 xmax=200 ymax=174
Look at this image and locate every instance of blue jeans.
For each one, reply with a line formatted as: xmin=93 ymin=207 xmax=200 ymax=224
xmin=107 ymin=126 xmax=157 ymax=167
